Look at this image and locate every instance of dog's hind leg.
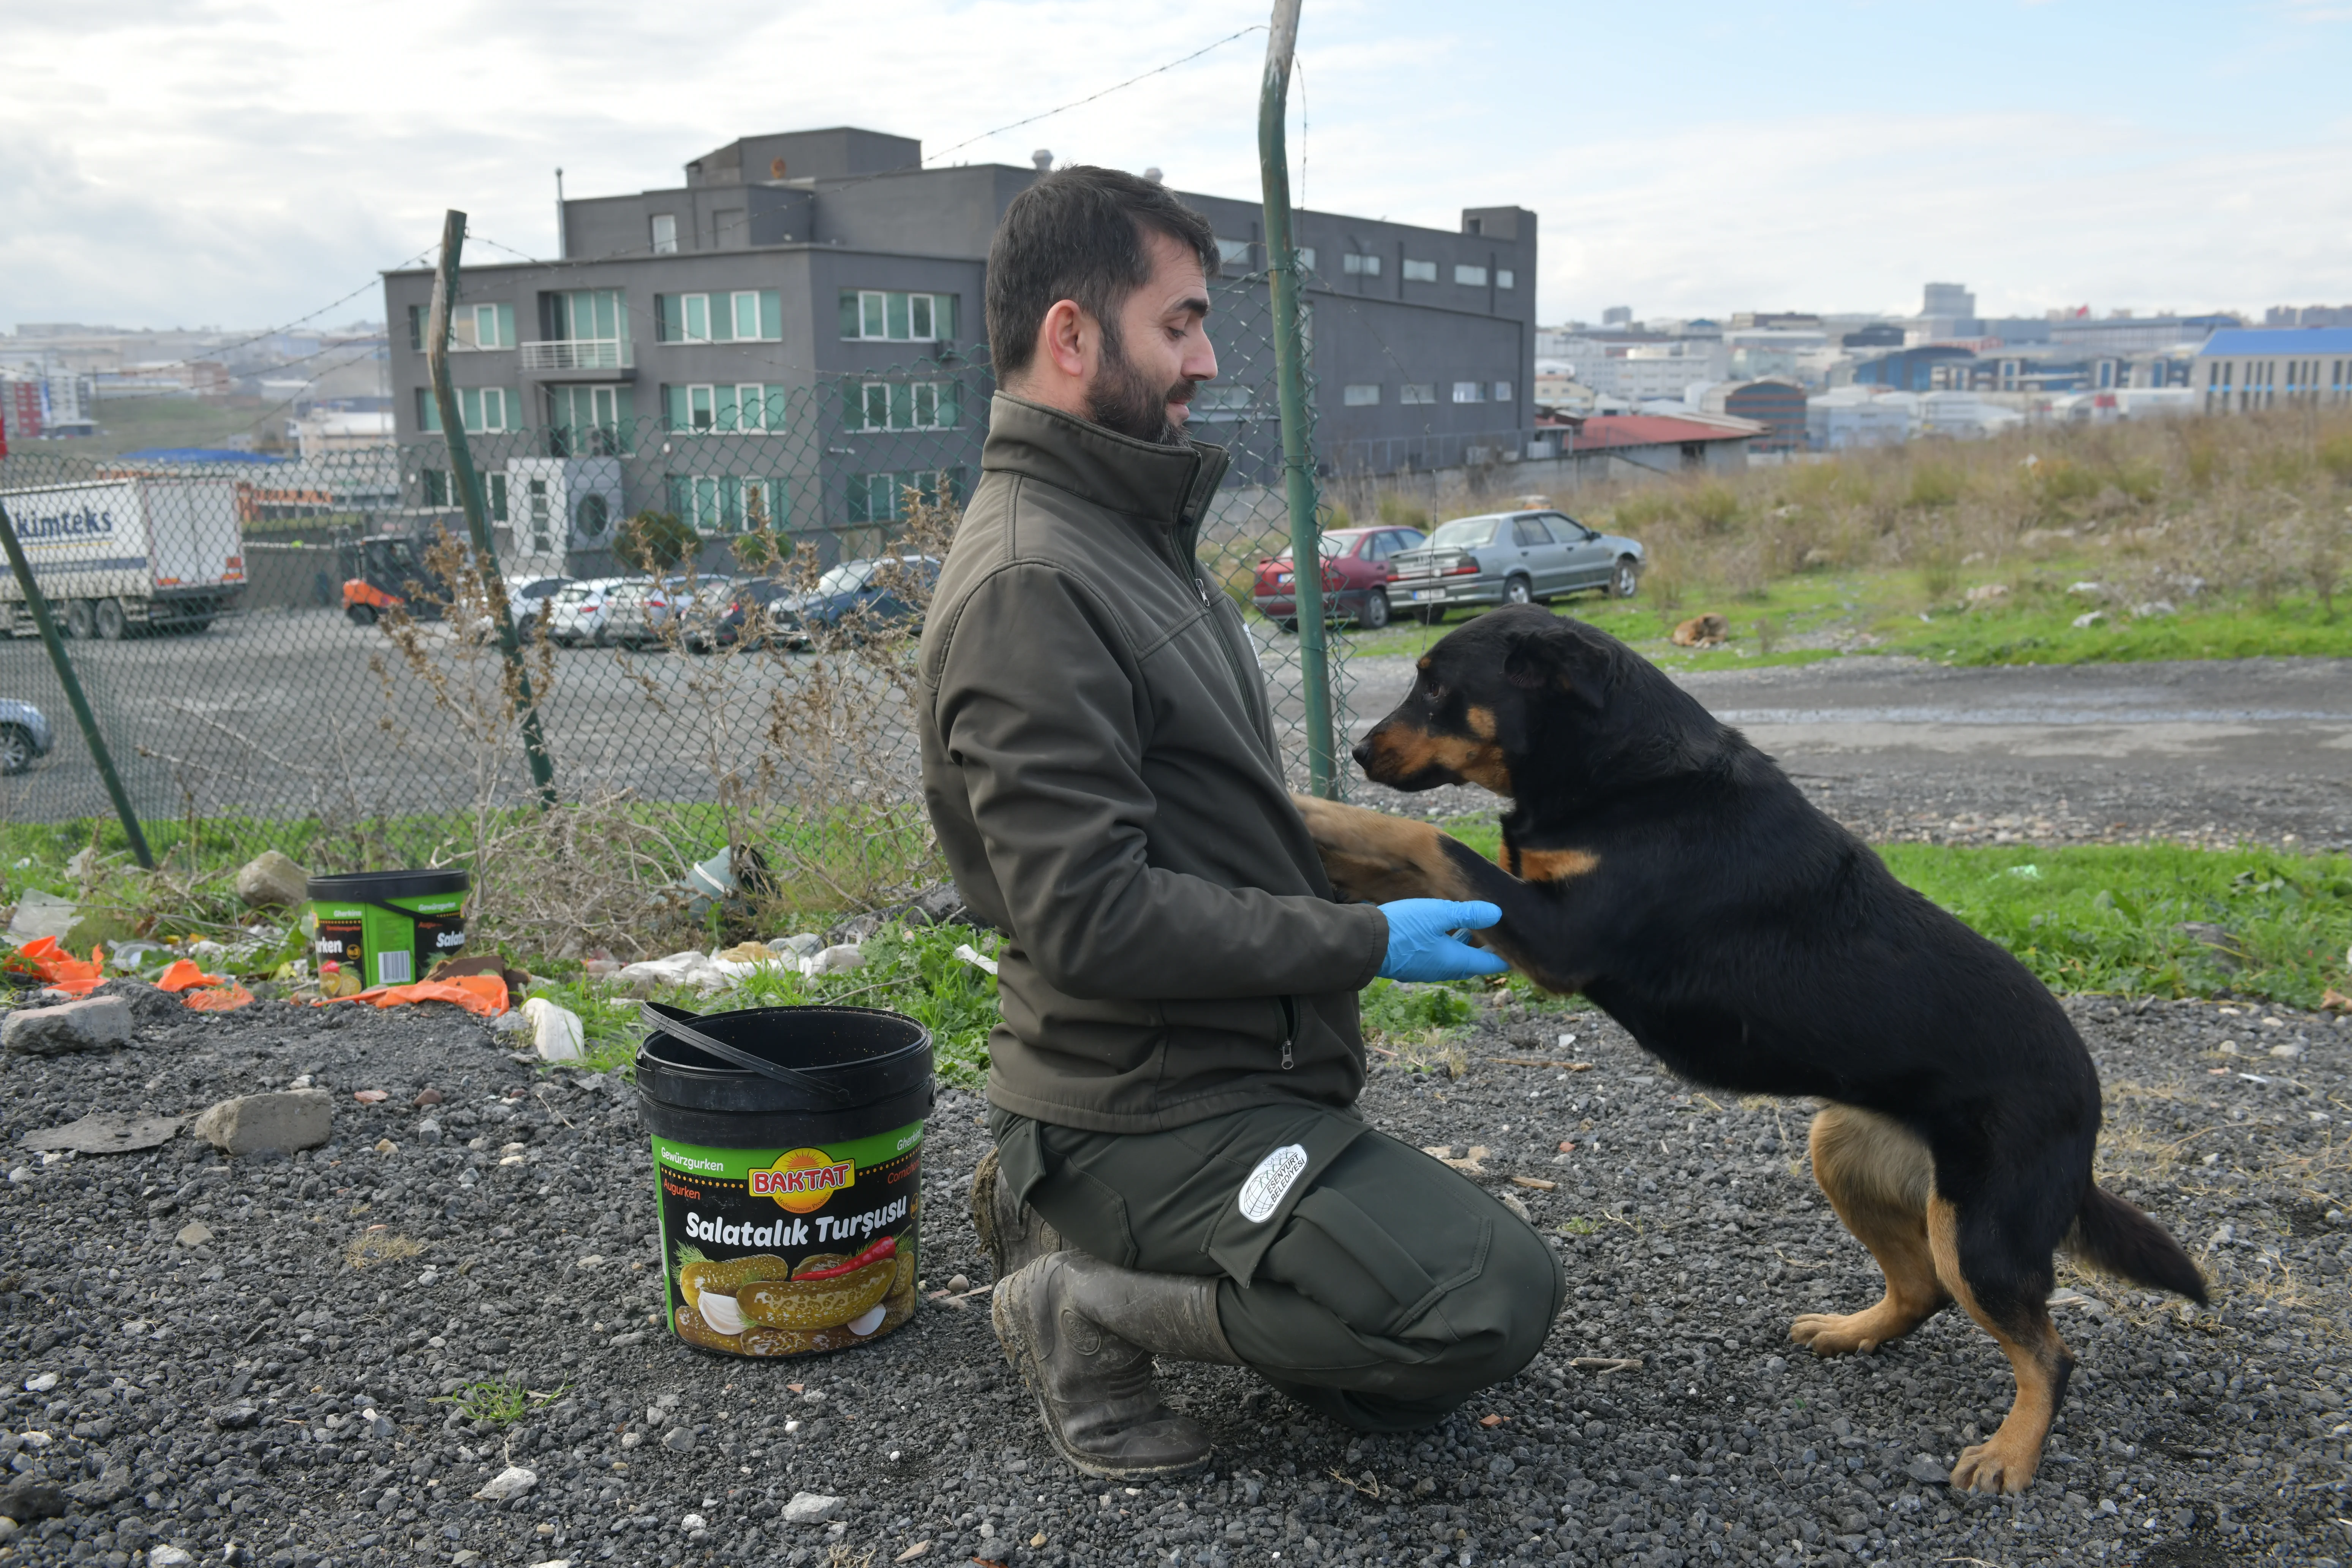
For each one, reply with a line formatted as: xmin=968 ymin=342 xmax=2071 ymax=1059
xmin=1790 ymin=1105 xmax=1946 ymax=1357
xmin=1928 ymin=1194 xmax=2074 ymax=1495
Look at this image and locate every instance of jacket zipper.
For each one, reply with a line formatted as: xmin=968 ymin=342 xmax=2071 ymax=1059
xmin=1170 ymin=499 xmax=1277 ymax=759
xmin=1277 ymin=994 xmax=1298 ymax=1070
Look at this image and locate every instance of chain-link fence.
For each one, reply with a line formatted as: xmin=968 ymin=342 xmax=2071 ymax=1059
xmin=0 ymin=270 xmax=1353 ymax=941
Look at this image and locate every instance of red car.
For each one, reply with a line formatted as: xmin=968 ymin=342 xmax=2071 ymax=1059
xmin=1251 ymin=525 xmax=1429 ymax=631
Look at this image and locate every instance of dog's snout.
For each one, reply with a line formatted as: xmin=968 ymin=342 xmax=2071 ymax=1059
xmin=1350 ymin=738 xmax=1375 ymax=770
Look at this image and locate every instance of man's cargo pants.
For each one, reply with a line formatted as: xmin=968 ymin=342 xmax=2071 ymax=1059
xmin=988 ymin=1101 xmax=1565 ymax=1432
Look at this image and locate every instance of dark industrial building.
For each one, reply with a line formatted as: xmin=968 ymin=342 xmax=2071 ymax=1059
xmin=381 ymin=126 xmax=1535 ymax=575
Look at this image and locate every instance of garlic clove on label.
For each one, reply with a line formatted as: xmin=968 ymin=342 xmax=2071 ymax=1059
xmin=697 ymin=1292 xmax=750 ymax=1336
xmin=845 ymin=1303 xmax=888 ymax=1337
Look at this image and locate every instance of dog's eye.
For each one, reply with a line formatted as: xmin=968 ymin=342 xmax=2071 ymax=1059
xmin=1423 ymin=682 xmax=1446 ymax=705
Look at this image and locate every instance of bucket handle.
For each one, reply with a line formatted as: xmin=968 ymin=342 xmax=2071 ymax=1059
xmin=638 ymin=1002 xmax=856 ymax=1103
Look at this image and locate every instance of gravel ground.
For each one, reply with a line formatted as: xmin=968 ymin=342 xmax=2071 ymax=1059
xmin=2 ymin=981 xmax=2350 ymax=1567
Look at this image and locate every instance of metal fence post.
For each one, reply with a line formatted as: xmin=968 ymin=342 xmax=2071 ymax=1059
xmin=0 ymin=500 xmax=154 ymax=869
xmin=1258 ymin=0 xmax=1339 ymax=799
xmin=425 ymin=209 xmax=559 ymax=808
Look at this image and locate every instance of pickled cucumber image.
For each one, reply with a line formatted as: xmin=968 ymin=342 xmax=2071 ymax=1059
xmin=738 ymin=1236 xmax=899 ymax=1331
xmin=674 ymin=1245 xmax=793 ymax=1312
xmin=674 ymin=1303 xmax=743 ymax=1353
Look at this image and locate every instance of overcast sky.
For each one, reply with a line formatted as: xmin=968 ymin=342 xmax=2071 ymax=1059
xmin=5 ymin=0 xmax=2348 ymax=334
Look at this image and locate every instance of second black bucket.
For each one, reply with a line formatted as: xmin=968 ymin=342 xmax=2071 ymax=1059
xmin=636 ymin=1002 xmax=933 ymax=1359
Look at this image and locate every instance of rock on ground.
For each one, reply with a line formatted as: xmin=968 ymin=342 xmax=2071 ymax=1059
xmin=190 ymin=1088 xmax=333 ymax=1155
xmin=234 ymin=851 xmax=311 ymax=910
xmin=0 ymin=996 xmax=131 ymax=1057
xmin=0 ymin=980 xmax=2343 ymax=1565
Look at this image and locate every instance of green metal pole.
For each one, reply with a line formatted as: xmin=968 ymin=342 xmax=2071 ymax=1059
xmin=1258 ymin=0 xmax=1339 ymax=799
xmin=426 ymin=209 xmax=558 ymax=808
xmin=0 ymin=501 xmax=153 ymax=868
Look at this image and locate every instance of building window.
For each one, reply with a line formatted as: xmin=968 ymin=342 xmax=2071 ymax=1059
xmin=1399 ymin=383 xmax=1437 ymax=405
xmin=1342 ymin=384 xmax=1381 ymax=406
xmin=1454 ymin=264 xmax=1488 ymax=287
xmin=657 ymin=291 xmax=781 ymax=342
xmin=1215 ymin=238 xmax=1253 ymax=269
xmin=666 ymin=383 xmax=791 ymax=433
xmin=839 ymin=291 xmax=956 ymax=342
xmin=547 ymin=385 xmax=634 ymax=455
xmin=651 ymin=214 xmax=678 ymax=255
xmin=846 ymin=380 xmax=961 ymax=432
xmin=1402 ymin=259 xmax=1437 ymax=283
xmin=847 ymin=468 xmax=967 ymax=523
xmin=547 ymin=289 xmax=628 ymax=344
xmin=1452 ymin=381 xmax=1486 ymax=403
xmin=669 ymin=475 xmax=785 ymax=533
xmin=1342 ymin=253 xmax=1383 ymax=278
xmin=406 ymin=302 xmax=514 ymax=351
xmin=1190 ymin=386 xmax=1254 ymax=421
xmin=1496 ymin=269 xmax=1515 ymax=290
xmin=1295 ymin=248 xmax=1315 ymax=272
xmin=415 ymin=386 xmax=517 ymax=433
xmin=1492 ymin=381 xmax=1514 ymax=403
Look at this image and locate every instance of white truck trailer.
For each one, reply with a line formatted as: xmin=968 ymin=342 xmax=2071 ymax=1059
xmin=0 ymin=476 xmax=245 ymax=638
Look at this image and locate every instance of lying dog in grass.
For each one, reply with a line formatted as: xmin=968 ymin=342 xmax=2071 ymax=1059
xmin=1297 ymin=605 xmax=2204 ymax=1495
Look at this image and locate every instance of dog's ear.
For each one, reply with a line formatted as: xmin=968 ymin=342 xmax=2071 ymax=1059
xmin=1504 ymin=623 xmax=1607 ymax=707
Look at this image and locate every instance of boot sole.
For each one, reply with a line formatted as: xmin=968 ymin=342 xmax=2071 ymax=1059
xmin=971 ymin=1147 xmax=1008 ymax=1281
xmin=990 ymin=1275 xmax=1213 ymax=1482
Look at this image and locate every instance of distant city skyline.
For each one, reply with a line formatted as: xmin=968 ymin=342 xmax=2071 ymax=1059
xmin=4 ymin=0 xmax=2347 ymax=332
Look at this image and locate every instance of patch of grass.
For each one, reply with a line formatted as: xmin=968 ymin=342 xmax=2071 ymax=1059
xmin=1878 ymin=594 xmax=2352 ymax=666
xmin=342 ymin=1229 xmax=423 ymax=1270
xmin=435 ymin=1377 xmax=566 ymax=1426
xmin=1411 ymin=821 xmax=2352 ymax=1008
xmin=523 ymin=920 xmax=1002 ymax=1087
xmin=1878 ymin=842 xmax=2352 ymax=1008
xmin=1359 ymin=977 xmax=1479 ymax=1040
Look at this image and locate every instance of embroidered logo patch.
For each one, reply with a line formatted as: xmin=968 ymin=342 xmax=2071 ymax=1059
xmin=1237 ymin=1143 xmax=1310 ymax=1224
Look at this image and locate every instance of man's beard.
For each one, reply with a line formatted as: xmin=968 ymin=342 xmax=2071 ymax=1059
xmin=1087 ymin=329 xmax=1197 ymax=447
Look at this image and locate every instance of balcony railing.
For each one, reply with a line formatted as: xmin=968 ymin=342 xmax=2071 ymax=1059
xmin=519 ymin=338 xmax=633 ymax=373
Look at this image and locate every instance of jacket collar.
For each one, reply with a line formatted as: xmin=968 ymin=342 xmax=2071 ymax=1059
xmin=981 ymin=393 xmax=1230 ymax=534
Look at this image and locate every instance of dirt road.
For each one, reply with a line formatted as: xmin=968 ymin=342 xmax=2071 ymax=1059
xmin=1344 ymin=654 xmax=2352 ymax=849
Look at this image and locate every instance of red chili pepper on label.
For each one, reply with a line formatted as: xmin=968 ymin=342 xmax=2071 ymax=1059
xmin=795 ymin=1234 xmax=896 ymax=1280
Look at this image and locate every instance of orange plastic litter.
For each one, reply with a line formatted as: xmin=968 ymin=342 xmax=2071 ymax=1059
xmin=183 ymin=983 xmax=255 ymax=1012
xmin=328 ymin=973 xmax=508 ymax=1018
xmin=14 ymin=936 xmax=107 ymax=997
xmin=156 ymin=959 xmax=228 ymax=994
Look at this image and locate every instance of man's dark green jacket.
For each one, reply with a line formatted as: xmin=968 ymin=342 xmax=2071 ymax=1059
xmin=917 ymin=395 xmax=1389 ymax=1133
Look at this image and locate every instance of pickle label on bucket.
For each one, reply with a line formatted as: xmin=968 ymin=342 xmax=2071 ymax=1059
xmin=651 ymin=1121 xmax=923 ymax=1358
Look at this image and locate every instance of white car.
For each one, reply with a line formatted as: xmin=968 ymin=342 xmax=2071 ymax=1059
xmin=543 ymin=578 xmax=633 ymax=646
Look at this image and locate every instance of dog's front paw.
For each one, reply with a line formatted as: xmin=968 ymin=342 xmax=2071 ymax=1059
xmin=1289 ymin=794 xmax=1458 ymax=903
xmin=1950 ymin=1431 xmax=2042 ymax=1495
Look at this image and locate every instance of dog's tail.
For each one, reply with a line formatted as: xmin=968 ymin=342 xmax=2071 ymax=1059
xmin=2067 ymin=1184 xmax=2208 ymax=1303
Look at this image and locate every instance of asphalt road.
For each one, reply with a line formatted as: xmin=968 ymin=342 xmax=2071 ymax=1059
xmin=1342 ymin=653 xmax=2352 ymax=850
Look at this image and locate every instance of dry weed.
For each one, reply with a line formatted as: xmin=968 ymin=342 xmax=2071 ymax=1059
xmin=344 ymin=1229 xmax=423 ymax=1270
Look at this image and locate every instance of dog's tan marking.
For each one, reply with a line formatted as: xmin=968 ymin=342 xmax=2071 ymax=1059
xmin=1361 ymin=720 xmax=1511 ymax=796
xmin=1790 ymin=1105 xmax=1946 ymax=1358
xmin=1465 ymin=705 xmax=1498 ymax=740
xmin=1291 ymin=795 xmax=1470 ymax=904
xmin=1512 ymin=848 xmax=1598 ymax=884
xmin=1928 ymin=1196 xmax=2069 ymax=1495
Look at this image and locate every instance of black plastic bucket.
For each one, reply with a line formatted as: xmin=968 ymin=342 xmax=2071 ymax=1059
xmin=636 ymin=1002 xmax=933 ymax=1359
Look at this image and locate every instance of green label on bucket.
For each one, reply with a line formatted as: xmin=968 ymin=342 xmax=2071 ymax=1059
xmin=652 ymin=1120 xmax=923 ymax=1359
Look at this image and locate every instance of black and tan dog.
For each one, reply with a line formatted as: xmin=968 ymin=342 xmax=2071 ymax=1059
xmin=1296 ymin=605 xmax=2204 ymax=1494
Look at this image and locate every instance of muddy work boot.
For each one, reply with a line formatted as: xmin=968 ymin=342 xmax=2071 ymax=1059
xmin=991 ymin=1250 xmax=1239 ymax=1478
xmin=972 ymin=1146 xmax=1067 ymax=1282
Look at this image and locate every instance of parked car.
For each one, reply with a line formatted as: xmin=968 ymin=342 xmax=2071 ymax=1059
xmin=0 ymin=700 xmax=52 ymax=776
xmin=764 ymin=556 xmax=940 ymax=649
xmin=543 ymin=578 xmax=632 ymax=646
xmin=601 ymin=579 xmax=725 ymax=650
xmin=1252 ymin=526 xmax=1428 ymax=631
xmin=509 ymin=576 xmax=573 ymax=628
xmin=702 ymin=579 xmax=798 ymax=651
xmin=1386 ymin=509 xmax=1644 ymax=623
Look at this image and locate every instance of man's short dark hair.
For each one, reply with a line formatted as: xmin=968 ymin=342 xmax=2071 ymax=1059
xmin=986 ymin=167 xmax=1219 ymax=378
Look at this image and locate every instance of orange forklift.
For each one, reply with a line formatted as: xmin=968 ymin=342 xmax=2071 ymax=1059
xmin=339 ymin=531 xmax=448 ymax=626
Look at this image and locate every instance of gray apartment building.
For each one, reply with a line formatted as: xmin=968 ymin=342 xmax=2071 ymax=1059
xmin=381 ymin=126 xmax=1534 ymax=575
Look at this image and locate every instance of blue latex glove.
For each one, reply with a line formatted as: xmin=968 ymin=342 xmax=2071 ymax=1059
xmin=1377 ymin=899 xmax=1511 ymax=982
